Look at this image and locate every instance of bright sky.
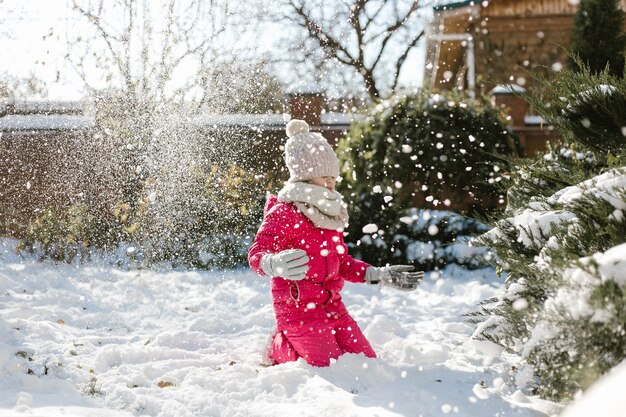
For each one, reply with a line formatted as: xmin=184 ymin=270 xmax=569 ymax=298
xmin=1 ymin=0 xmax=80 ymax=98
xmin=0 ymin=0 xmax=428 ymax=101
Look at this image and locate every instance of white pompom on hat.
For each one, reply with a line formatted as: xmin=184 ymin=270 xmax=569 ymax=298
xmin=285 ymin=119 xmax=310 ymax=137
xmin=284 ymin=119 xmax=340 ymax=182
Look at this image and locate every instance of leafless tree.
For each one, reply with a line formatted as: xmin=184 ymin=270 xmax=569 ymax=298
xmin=67 ymin=0 xmax=262 ymax=109
xmin=276 ymin=0 xmax=425 ymax=101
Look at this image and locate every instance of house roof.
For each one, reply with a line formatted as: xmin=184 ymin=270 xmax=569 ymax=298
xmin=285 ymin=83 xmax=322 ymax=95
xmin=0 ymin=101 xmax=362 ymax=133
xmin=0 ymin=114 xmax=94 ymax=132
xmin=1 ymin=100 xmax=84 ymax=115
xmin=489 ymin=84 xmax=527 ymax=95
xmin=524 ymin=115 xmax=545 ymax=126
xmin=433 ymin=0 xmax=476 ymax=12
xmin=191 ymin=112 xmax=363 ymax=130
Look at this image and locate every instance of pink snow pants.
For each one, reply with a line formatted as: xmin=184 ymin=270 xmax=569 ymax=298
xmin=269 ymin=311 xmax=376 ymax=367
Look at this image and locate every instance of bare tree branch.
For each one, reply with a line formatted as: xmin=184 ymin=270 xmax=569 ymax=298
xmin=71 ymin=1 xmax=129 ymax=88
xmin=362 ymin=1 xmax=386 ymax=33
xmin=369 ymin=0 xmax=419 ymax=73
xmin=279 ymin=0 xmax=424 ymax=100
xmin=391 ymin=30 xmax=424 ymax=92
xmin=289 ymin=0 xmax=356 ymax=64
xmin=67 ymin=0 xmax=262 ymax=106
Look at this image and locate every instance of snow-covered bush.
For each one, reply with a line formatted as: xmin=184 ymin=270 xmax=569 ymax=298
xmin=336 ymin=90 xmax=518 ymax=268
xmin=347 ymin=208 xmax=490 ymax=270
xmin=502 ymin=144 xmax=605 ymax=216
xmin=471 ymin=170 xmax=626 ymax=399
xmin=471 ymin=64 xmax=626 ymax=400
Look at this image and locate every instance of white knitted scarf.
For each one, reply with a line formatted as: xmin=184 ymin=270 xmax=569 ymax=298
xmin=277 ymin=182 xmax=349 ymax=231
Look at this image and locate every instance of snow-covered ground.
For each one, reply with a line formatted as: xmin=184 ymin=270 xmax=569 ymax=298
xmin=0 ymin=238 xmax=562 ymax=417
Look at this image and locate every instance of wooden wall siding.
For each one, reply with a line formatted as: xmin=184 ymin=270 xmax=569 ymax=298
xmin=485 ymin=0 xmax=626 ymax=16
xmin=424 ymin=0 xmax=626 ymax=94
xmin=475 ymin=14 xmax=574 ymax=93
xmin=484 ymin=0 xmax=577 ymax=17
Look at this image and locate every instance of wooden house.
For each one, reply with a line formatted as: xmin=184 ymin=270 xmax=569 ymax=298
xmin=424 ymin=0 xmax=626 ymax=157
xmin=425 ymin=0 xmax=626 ymax=94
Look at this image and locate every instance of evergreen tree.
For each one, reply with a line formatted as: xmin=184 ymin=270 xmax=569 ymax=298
xmin=469 ymin=62 xmax=626 ymax=400
xmin=569 ymin=0 xmax=626 ymax=76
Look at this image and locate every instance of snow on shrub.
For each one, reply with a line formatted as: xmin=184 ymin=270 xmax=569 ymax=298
xmin=470 ymin=168 xmax=626 ymax=400
xmin=348 ymin=208 xmax=491 ymax=270
xmin=337 ymin=90 xmax=517 ymax=269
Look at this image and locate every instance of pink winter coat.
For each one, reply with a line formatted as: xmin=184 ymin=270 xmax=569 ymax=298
xmin=248 ymin=195 xmax=371 ymax=326
xmin=249 ymin=194 xmax=378 ymax=366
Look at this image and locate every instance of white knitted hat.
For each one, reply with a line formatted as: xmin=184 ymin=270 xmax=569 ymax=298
xmin=284 ymin=119 xmax=340 ymax=182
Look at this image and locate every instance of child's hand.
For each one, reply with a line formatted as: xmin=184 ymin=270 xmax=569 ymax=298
xmin=260 ymin=249 xmax=309 ymax=280
xmin=365 ymin=265 xmax=424 ymax=291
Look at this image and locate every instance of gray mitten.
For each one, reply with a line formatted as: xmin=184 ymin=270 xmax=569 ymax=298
xmin=365 ymin=265 xmax=424 ymax=291
xmin=260 ymin=249 xmax=309 ymax=280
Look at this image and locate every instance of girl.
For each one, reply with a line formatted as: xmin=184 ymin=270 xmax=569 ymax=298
xmin=248 ymin=119 xmax=423 ymax=367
